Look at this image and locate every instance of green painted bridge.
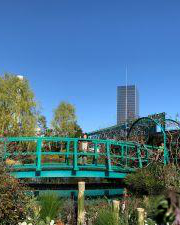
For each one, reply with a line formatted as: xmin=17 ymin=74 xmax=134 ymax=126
xmin=0 ymin=137 xmax=167 ymax=179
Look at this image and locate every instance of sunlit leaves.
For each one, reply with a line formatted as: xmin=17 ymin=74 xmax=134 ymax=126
xmin=0 ymin=74 xmax=38 ymax=136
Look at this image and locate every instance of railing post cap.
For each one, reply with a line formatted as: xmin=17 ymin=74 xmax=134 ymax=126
xmin=78 ymin=181 xmax=85 ymax=185
xmin=78 ymin=181 xmax=85 ymax=190
xmin=137 ymin=208 xmax=145 ymax=212
xmin=113 ymin=200 xmax=120 ymax=204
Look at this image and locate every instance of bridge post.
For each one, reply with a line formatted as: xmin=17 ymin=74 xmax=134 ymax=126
xmin=73 ymin=140 xmax=78 ymax=171
xmin=164 ymin=135 xmax=169 ymax=165
xmin=121 ymin=144 xmax=124 ymax=158
xmin=65 ymin=141 xmax=70 ymax=165
xmin=77 ymin=181 xmax=85 ymax=225
xmin=2 ymin=139 xmax=7 ymax=161
xmin=112 ymin=200 xmax=120 ymax=223
xmin=36 ymin=138 xmax=42 ymax=173
xmin=106 ymin=142 xmax=112 ymax=172
xmin=93 ymin=142 xmax=98 ymax=166
xmin=121 ymin=145 xmax=127 ymax=167
xmin=137 ymin=208 xmax=145 ymax=225
xmin=124 ymin=145 xmax=128 ymax=167
xmin=137 ymin=145 xmax=143 ymax=168
xmin=145 ymin=146 xmax=149 ymax=165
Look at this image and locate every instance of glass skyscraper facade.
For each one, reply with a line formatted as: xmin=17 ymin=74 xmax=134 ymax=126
xmin=117 ymin=85 xmax=139 ymax=124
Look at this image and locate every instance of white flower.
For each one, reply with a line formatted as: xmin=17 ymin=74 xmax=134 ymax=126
xmin=50 ymin=220 xmax=55 ymax=225
xmin=28 ymin=223 xmax=33 ymax=225
xmin=27 ymin=217 xmax=31 ymax=221
xmin=121 ymin=202 xmax=126 ymax=212
xmin=21 ymin=222 xmax=27 ymax=225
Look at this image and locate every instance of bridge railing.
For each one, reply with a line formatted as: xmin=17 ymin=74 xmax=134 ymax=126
xmin=0 ymin=137 xmax=159 ymax=175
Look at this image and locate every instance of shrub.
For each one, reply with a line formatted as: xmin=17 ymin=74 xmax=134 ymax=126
xmin=119 ymin=196 xmax=144 ymax=225
xmin=163 ymin=164 xmax=180 ymax=191
xmin=85 ymin=197 xmax=109 ymax=223
xmin=60 ymin=198 xmax=76 ymax=225
xmin=94 ymin=208 xmax=120 ymax=225
xmin=85 ymin=197 xmax=141 ymax=225
xmin=0 ymin=164 xmax=30 ymax=225
xmin=39 ymin=193 xmax=62 ymax=222
xmin=118 ymin=195 xmax=166 ymax=225
xmin=124 ymin=163 xmax=171 ymax=196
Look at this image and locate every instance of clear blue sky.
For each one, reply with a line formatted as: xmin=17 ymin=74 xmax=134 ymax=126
xmin=0 ymin=0 xmax=180 ymax=132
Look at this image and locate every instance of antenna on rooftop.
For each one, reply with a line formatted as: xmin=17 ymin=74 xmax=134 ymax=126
xmin=125 ymin=65 xmax=128 ymax=140
xmin=126 ymin=66 xmax=128 ymax=122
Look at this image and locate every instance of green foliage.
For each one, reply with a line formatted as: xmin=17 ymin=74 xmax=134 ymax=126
xmin=124 ymin=163 xmax=180 ymax=224
xmin=74 ymin=122 xmax=83 ymax=138
xmin=153 ymin=198 xmax=175 ymax=224
xmin=60 ymin=198 xmax=76 ymax=224
xmin=117 ymin=196 xmax=161 ymax=225
xmin=125 ymin=163 xmax=180 ymax=196
xmin=38 ymin=115 xmax=47 ymax=135
xmin=86 ymin=196 xmax=158 ymax=225
xmin=51 ymin=101 xmax=76 ymax=136
xmin=85 ymin=197 xmax=109 ymax=223
xmin=94 ymin=208 xmax=120 ymax=225
xmin=0 ymin=74 xmax=38 ymax=136
xmin=145 ymin=218 xmax=157 ymax=225
xmin=119 ymin=197 xmax=144 ymax=225
xmin=38 ymin=217 xmax=55 ymax=225
xmin=39 ymin=193 xmax=62 ymax=221
xmin=51 ymin=101 xmax=82 ymax=137
xmin=150 ymin=192 xmax=180 ymax=225
xmin=0 ymin=164 xmax=30 ymax=225
xmin=162 ymin=164 xmax=180 ymax=191
xmin=18 ymin=196 xmax=59 ymax=225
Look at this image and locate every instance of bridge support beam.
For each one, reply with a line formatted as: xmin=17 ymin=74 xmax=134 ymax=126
xmin=112 ymin=200 xmax=120 ymax=223
xmin=77 ymin=182 xmax=85 ymax=225
xmin=137 ymin=208 xmax=145 ymax=225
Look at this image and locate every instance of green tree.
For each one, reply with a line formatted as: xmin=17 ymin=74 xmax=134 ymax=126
xmin=0 ymin=73 xmax=38 ymax=136
xmin=74 ymin=122 xmax=83 ymax=137
xmin=51 ymin=101 xmax=81 ymax=137
xmin=38 ymin=115 xmax=47 ymax=135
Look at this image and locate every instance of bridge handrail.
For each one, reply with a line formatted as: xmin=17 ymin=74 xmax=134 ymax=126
xmin=0 ymin=136 xmax=147 ymax=145
xmin=2 ymin=136 xmax=161 ymax=176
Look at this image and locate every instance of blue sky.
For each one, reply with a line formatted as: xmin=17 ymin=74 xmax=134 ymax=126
xmin=0 ymin=0 xmax=180 ymax=132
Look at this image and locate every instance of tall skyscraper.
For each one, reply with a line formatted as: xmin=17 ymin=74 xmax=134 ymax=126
xmin=117 ymin=85 xmax=139 ymax=124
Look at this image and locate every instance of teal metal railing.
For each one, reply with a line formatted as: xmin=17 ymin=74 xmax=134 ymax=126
xmin=0 ymin=137 xmax=162 ymax=179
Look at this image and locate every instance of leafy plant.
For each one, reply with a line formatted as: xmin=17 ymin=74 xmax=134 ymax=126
xmin=163 ymin=164 xmax=180 ymax=192
xmin=151 ymin=191 xmax=180 ymax=225
xmin=60 ymin=198 xmax=76 ymax=225
xmin=119 ymin=196 xmax=143 ymax=225
xmin=125 ymin=163 xmax=167 ymax=196
xmin=85 ymin=197 xmax=109 ymax=224
xmin=94 ymin=208 xmax=120 ymax=225
xmin=0 ymin=164 xmax=30 ymax=225
xmin=118 ymin=195 xmax=163 ymax=225
xmin=39 ymin=193 xmax=62 ymax=221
